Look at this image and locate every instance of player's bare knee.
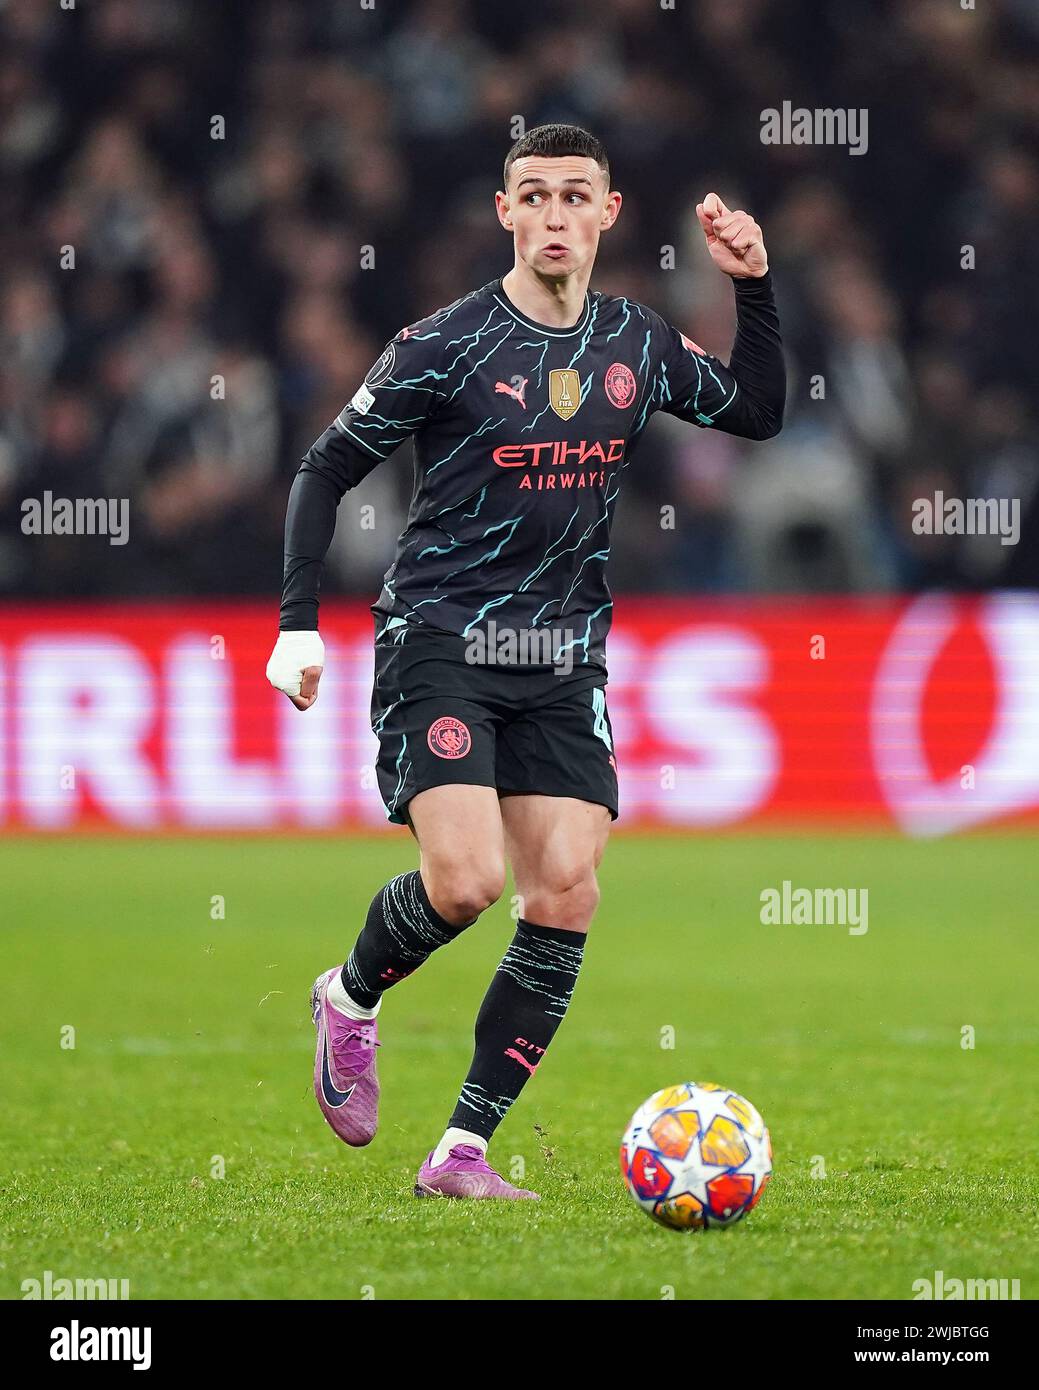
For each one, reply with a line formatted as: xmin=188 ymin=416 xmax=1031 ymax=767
xmin=426 ymin=864 xmax=505 ymax=925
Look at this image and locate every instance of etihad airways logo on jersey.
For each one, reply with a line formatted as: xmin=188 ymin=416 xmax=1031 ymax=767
xmin=493 ymin=438 xmax=624 ymax=490
xmin=493 ymin=439 xmax=624 ymax=468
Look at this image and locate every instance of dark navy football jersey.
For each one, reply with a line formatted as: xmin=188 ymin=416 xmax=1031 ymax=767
xmin=280 ymin=273 xmax=783 ymax=668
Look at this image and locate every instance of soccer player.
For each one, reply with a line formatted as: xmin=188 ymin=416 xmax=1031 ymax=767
xmin=266 ymin=124 xmax=784 ymax=1199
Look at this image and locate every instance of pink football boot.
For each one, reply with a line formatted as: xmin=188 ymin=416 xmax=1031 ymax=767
xmin=415 ymin=1144 xmax=540 ymax=1200
xmin=310 ymin=967 xmax=381 ymax=1146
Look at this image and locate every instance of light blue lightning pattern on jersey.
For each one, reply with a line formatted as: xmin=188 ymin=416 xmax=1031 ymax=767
xmin=350 ymin=275 xmax=758 ymax=670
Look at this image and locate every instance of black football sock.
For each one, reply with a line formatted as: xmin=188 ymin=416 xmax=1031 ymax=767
xmin=447 ymin=918 xmax=586 ymax=1142
xmin=340 ymin=871 xmax=474 ymax=1009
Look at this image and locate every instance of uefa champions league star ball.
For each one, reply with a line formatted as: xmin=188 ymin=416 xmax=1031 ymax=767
xmin=619 ymin=1082 xmax=772 ymax=1230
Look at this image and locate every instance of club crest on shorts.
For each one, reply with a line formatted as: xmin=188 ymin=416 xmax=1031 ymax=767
xmin=604 ymin=362 xmax=636 ymax=409
xmin=549 ymin=368 xmax=582 ymax=421
xmin=427 ymin=716 xmax=471 ymax=759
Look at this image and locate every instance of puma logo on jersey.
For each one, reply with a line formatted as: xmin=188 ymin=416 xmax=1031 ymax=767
xmin=494 ymin=378 xmax=528 ymax=410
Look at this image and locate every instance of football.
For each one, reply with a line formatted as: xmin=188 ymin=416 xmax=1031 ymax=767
xmin=620 ymin=1082 xmax=772 ymax=1230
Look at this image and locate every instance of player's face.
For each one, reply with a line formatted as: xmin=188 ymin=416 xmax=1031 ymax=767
xmin=497 ymin=156 xmax=621 ymax=279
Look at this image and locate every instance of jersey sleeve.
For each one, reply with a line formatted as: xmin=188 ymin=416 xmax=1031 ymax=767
xmin=652 ymin=272 xmax=785 ymax=441
xmin=303 ymin=325 xmax=446 ymax=493
xmin=279 ymin=325 xmax=445 ymax=630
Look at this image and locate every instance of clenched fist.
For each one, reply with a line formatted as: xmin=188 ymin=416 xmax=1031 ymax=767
xmin=266 ymin=630 xmax=325 ymax=710
xmin=695 ymin=193 xmax=768 ymax=279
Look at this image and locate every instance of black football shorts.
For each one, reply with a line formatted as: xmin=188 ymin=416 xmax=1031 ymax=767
xmin=369 ymin=619 xmax=619 ymax=826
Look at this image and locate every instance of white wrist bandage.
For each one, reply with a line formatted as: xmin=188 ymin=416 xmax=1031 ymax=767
xmin=266 ymin=630 xmax=325 ymax=697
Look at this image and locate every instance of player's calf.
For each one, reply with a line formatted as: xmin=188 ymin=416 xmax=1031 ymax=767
xmin=416 ymin=917 xmax=587 ymax=1197
xmin=340 ymin=869 xmax=477 ymax=1010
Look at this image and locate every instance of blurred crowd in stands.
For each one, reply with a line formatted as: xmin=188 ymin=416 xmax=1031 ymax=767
xmin=2 ymin=0 xmax=1037 ymax=602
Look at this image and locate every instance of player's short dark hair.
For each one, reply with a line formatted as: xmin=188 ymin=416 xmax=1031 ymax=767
xmin=503 ymin=124 xmax=610 ymax=191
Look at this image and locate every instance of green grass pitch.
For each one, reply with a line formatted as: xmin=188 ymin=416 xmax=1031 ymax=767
xmin=2 ymin=832 xmax=1037 ymax=1301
